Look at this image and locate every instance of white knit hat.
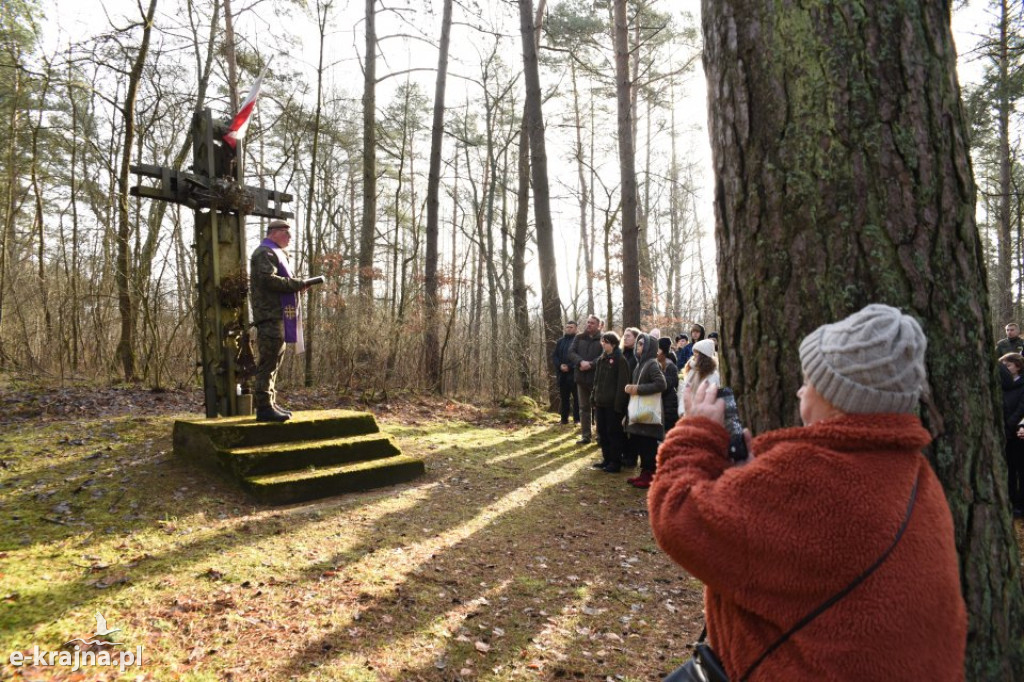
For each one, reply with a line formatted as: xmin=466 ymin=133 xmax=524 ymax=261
xmin=799 ymin=304 xmax=927 ymax=414
xmin=692 ymin=339 xmax=717 ymax=358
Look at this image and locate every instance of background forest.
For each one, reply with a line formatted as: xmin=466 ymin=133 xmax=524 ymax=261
xmin=0 ymin=0 xmax=1020 ymax=404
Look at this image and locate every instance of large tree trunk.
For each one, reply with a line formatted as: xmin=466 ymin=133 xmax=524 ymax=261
xmin=518 ymin=0 xmax=561 ymax=410
xmin=359 ymin=0 xmax=377 ymax=302
xmin=114 ymin=0 xmax=158 ymax=382
xmin=702 ymin=2 xmax=1024 ymax=679
xmin=424 ymin=0 xmax=453 ymax=393
xmin=613 ymin=0 xmax=640 ymax=328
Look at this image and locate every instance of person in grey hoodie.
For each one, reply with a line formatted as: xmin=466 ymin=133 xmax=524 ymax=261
xmin=624 ymin=333 xmax=667 ymax=489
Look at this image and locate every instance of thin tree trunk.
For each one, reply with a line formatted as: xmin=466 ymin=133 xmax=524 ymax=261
xmin=359 ymin=0 xmax=377 ymax=302
xmin=613 ymin=0 xmax=641 ymax=327
xmin=702 ymin=2 xmax=1024 ymax=678
xmin=424 ymin=0 xmax=453 ymax=393
xmin=114 ymin=0 xmax=159 ymax=382
xmin=996 ymin=0 xmax=1013 ymax=327
xmin=304 ymin=0 xmax=329 ymax=387
xmin=518 ymin=0 xmax=561 ymax=410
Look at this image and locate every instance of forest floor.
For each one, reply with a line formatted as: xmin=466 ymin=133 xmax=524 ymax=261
xmin=1 ymin=385 xmax=1022 ymax=682
xmin=0 ymin=386 xmax=704 ymax=681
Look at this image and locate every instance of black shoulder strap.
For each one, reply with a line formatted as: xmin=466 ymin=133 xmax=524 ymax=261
xmin=737 ymin=473 xmax=921 ymax=681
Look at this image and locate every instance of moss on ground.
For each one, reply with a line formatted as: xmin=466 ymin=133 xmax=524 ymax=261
xmin=1 ymin=408 xmax=708 ymax=681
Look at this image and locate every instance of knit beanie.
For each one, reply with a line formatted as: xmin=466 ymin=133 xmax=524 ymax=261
xmin=799 ymin=304 xmax=927 ymax=414
xmin=658 ymin=337 xmax=673 ymax=354
xmin=692 ymin=339 xmax=717 ymax=358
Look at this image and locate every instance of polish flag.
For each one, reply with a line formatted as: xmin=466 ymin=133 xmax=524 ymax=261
xmin=223 ymin=58 xmax=273 ymax=149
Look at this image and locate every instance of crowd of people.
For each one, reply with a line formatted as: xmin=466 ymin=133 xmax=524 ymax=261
xmin=552 ymin=315 xmax=720 ymax=489
xmin=996 ymin=322 xmax=1024 ymax=518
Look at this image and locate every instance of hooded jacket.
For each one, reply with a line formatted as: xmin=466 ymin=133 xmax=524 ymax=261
xmin=649 ymin=414 xmax=966 ymax=681
xmin=592 ymin=346 xmax=630 ymax=413
xmin=625 ymin=333 xmax=667 ymax=440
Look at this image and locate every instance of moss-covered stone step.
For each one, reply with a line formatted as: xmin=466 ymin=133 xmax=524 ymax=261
xmin=173 ymin=409 xmax=379 ymax=452
xmin=223 ymin=433 xmax=400 ymax=477
xmin=241 ymin=454 xmax=426 ymax=506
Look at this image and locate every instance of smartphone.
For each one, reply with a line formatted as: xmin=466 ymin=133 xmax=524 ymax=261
xmin=716 ymin=387 xmax=748 ymax=461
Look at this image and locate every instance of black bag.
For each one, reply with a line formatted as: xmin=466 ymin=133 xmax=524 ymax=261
xmin=662 ymin=474 xmax=920 ymax=682
xmin=662 ymin=640 xmax=730 ymax=682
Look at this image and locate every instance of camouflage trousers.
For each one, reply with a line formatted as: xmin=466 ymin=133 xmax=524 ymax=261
xmin=254 ymin=320 xmax=286 ymax=409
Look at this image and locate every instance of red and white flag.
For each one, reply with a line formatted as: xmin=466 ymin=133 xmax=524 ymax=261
xmin=223 ymin=58 xmax=273 ymax=149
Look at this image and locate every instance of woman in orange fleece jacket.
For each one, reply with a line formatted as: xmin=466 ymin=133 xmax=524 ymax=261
xmin=649 ymin=304 xmax=967 ymax=681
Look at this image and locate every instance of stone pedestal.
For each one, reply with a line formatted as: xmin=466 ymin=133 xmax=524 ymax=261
xmin=172 ymin=409 xmax=424 ymax=505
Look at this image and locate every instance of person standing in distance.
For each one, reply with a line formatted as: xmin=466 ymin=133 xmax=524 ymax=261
xmin=553 ymin=321 xmax=580 ymax=425
xmin=250 ymin=220 xmax=311 ymax=422
xmin=569 ymin=315 xmax=604 ymax=445
xmin=996 ymin=322 xmax=1024 ymax=357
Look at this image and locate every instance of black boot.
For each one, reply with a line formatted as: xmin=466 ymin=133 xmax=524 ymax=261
xmin=256 ymin=406 xmax=290 ymax=422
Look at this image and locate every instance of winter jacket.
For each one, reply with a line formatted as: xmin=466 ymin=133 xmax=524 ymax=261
xmin=677 ymin=342 xmax=694 ymax=367
xmin=649 ymin=414 xmax=967 ymax=682
xmin=660 ymin=360 xmax=679 ymax=424
xmin=678 ymin=367 xmax=721 ymax=417
xmin=623 ymin=346 xmax=638 ymax=375
xmin=592 ymin=347 xmax=630 ymax=413
xmin=552 ymin=333 xmax=576 ymax=382
xmin=568 ymin=331 xmax=603 ymax=387
xmin=625 ymin=333 xmax=667 ymax=440
xmin=996 ymin=336 xmax=1024 ymax=357
xmin=250 ymin=244 xmax=306 ymax=324
xmin=999 ymin=364 xmax=1024 ymax=438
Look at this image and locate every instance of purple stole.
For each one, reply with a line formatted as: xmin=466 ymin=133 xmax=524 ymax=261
xmin=259 ymin=238 xmax=305 ymax=354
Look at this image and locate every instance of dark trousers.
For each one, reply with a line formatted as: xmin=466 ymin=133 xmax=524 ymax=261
xmin=558 ymin=374 xmax=579 ymax=423
xmin=622 ymin=432 xmax=637 ymax=467
xmin=254 ymin=321 xmax=285 ymax=409
xmin=1009 ymin=438 xmax=1024 ymax=509
xmin=634 ymin=434 xmax=660 ymax=474
xmin=595 ymin=406 xmax=626 ymax=467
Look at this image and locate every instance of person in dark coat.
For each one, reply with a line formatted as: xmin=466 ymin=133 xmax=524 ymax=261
xmin=624 ymin=333 xmax=667 ymax=489
xmin=569 ymin=315 xmax=604 ymax=444
xmin=999 ymin=353 xmax=1024 ymax=517
xmin=591 ymin=332 xmax=631 ymax=472
xmin=620 ymin=327 xmax=641 ymax=467
xmin=658 ymin=337 xmax=679 ymax=435
xmin=552 ymin=321 xmax=579 ymax=425
xmin=677 ymin=323 xmax=706 ymax=367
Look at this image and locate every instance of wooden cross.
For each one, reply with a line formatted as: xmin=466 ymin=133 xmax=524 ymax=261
xmin=131 ymin=108 xmax=293 ymax=418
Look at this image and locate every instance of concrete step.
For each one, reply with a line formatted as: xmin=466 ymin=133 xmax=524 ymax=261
xmin=242 ymin=454 xmax=427 ymax=505
xmin=174 ymin=409 xmax=380 ymax=451
xmin=223 ymin=433 xmax=401 ymax=477
xmin=173 ymin=409 xmax=425 ymax=505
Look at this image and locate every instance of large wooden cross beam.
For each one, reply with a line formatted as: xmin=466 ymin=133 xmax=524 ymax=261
xmin=131 ymin=108 xmax=293 ymax=418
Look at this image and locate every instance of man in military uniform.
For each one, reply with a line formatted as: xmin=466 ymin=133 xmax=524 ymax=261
xmin=250 ymin=220 xmax=309 ymax=422
xmin=997 ymin=323 xmax=1024 ymax=357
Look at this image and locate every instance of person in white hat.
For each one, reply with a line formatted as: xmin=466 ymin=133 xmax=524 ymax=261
xmin=677 ymin=338 xmax=720 ymax=418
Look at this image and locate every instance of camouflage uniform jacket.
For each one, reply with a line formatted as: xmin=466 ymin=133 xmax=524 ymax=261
xmin=250 ymin=244 xmax=306 ymax=325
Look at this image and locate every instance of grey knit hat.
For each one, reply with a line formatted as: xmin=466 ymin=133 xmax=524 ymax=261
xmin=798 ymin=304 xmax=927 ymax=414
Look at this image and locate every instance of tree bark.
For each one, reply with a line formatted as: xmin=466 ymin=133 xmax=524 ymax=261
xmin=518 ymin=0 xmax=561 ymax=410
xmin=613 ymin=0 xmax=641 ymax=328
xmin=114 ymin=0 xmax=158 ymax=382
xmin=304 ymin=0 xmax=329 ymax=387
xmin=996 ymin=0 xmax=1013 ymax=326
xmin=359 ymin=0 xmax=377 ymax=301
xmin=702 ymin=2 xmax=1024 ymax=678
xmin=424 ymin=0 xmax=453 ymax=393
